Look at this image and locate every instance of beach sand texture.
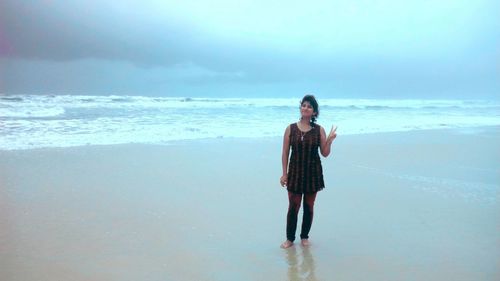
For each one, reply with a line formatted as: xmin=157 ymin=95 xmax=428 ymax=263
xmin=1 ymin=127 xmax=499 ymax=281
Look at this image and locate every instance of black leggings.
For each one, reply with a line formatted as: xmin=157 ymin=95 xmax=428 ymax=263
xmin=286 ymin=191 xmax=317 ymax=242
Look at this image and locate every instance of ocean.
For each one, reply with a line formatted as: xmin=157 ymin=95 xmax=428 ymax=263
xmin=1 ymin=95 xmax=499 ymax=150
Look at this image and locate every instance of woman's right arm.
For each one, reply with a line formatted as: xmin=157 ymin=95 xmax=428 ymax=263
xmin=280 ymin=125 xmax=291 ymax=187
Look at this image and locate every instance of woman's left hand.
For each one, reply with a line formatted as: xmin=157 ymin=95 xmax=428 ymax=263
xmin=327 ymin=125 xmax=337 ymax=143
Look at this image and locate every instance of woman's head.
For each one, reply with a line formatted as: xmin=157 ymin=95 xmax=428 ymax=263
xmin=300 ymin=94 xmax=319 ymax=124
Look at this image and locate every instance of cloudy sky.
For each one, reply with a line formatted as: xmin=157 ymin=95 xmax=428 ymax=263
xmin=1 ymin=0 xmax=498 ymax=98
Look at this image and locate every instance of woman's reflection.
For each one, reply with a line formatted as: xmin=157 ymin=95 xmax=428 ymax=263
xmin=285 ymin=246 xmax=317 ymax=281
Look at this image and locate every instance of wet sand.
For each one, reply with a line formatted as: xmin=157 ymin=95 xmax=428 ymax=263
xmin=1 ymin=127 xmax=499 ymax=280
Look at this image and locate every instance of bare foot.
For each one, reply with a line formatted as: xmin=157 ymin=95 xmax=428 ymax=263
xmin=301 ymin=239 xmax=310 ymax=246
xmin=280 ymin=240 xmax=293 ymax=249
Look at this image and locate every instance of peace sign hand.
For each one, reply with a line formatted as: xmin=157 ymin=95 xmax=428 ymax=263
xmin=327 ymin=125 xmax=337 ymax=143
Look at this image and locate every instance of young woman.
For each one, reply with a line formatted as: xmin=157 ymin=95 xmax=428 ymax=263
xmin=280 ymin=95 xmax=337 ymax=248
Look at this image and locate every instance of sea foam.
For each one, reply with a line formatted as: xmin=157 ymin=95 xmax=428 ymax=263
xmin=1 ymin=95 xmax=499 ymax=150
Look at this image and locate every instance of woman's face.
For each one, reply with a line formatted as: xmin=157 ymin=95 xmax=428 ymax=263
xmin=300 ymin=101 xmax=316 ymax=119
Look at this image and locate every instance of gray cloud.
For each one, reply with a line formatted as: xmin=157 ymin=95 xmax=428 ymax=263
xmin=1 ymin=0 xmax=499 ymax=97
xmin=1 ymin=1 xmax=197 ymax=64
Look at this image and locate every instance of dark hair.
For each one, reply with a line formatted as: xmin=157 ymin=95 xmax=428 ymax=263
xmin=301 ymin=94 xmax=319 ymax=125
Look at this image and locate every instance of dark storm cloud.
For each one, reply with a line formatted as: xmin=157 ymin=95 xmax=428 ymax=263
xmin=0 ymin=1 xmax=199 ymax=65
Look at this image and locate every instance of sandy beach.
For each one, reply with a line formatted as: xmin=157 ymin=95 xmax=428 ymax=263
xmin=1 ymin=127 xmax=499 ymax=281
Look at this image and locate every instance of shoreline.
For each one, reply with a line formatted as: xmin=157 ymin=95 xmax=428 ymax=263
xmin=1 ymin=125 xmax=498 ymax=152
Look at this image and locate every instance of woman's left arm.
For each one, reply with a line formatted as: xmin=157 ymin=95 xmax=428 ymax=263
xmin=320 ymin=125 xmax=337 ymax=157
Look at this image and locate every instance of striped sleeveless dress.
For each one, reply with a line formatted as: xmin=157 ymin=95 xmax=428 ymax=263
xmin=286 ymin=123 xmax=325 ymax=194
